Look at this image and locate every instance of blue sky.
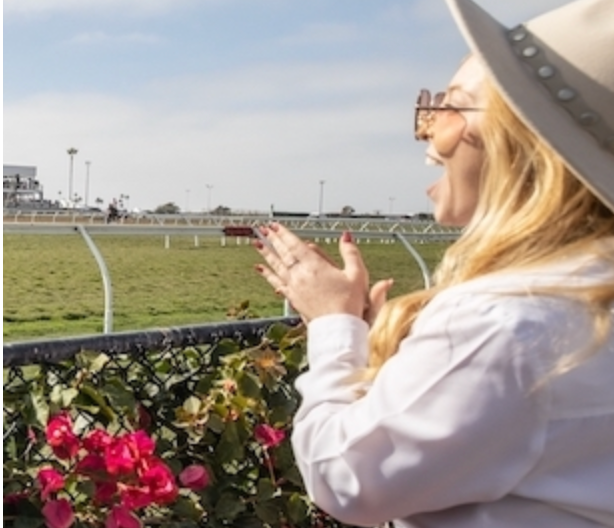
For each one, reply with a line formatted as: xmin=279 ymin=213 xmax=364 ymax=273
xmin=4 ymin=0 xmax=569 ymax=214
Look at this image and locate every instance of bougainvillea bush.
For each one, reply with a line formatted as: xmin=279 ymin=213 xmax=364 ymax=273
xmin=3 ymin=321 xmax=352 ymax=528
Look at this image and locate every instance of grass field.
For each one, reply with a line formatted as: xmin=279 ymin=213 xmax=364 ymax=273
xmin=3 ymin=234 xmax=448 ymax=341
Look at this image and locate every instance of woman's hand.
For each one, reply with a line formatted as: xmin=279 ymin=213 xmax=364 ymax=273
xmin=253 ymin=223 xmax=392 ymax=323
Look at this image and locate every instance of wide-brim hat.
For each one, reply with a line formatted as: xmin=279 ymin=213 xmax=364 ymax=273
xmin=445 ymin=0 xmax=614 ymax=212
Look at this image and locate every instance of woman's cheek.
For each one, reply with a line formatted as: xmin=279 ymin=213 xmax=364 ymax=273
xmin=432 ymin=111 xmax=466 ymax=156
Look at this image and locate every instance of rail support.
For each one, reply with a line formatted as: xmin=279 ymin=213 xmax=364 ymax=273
xmin=76 ymin=225 xmax=114 ymax=333
xmin=393 ymin=233 xmax=432 ymax=289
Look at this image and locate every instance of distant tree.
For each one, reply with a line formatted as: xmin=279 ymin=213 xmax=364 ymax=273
xmin=95 ymin=197 xmax=104 ymax=206
xmin=341 ymin=205 xmax=355 ymax=216
xmin=413 ymin=212 xmax=435 ymax=221
xmin=154 ymin=202 xmax=181 ymax=214
xmin=211 ymin=205 xmax=231 ymax=216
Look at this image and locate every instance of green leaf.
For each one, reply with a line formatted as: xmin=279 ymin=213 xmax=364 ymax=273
xmin=27 ymin=390 xmax=49 ymax=427
xmin=254 ymin=501 xmax=280 ymax=524
xmin=14 ymin=517 xmax=44 ymax=528
xmin=172 ymin=496 xmax=204 ymax=521
xmin=207 ymin=412 xmax=225 ymax=434
xmin=194 ymin=375 xmax=215 ymax=396
xmin=50 ymin=384 xmax=63 ymax=405
xmin=89 ymin=352 xmax=110 ymax=373
xmin=6 ymin=436 xmax=17 ymax=460
xmin=216 ymin=421 xmax=244 ymax=463
xmin=214 ymin=492 xmax=246 ymax=520
xmin=76 ymin=479 xmax=95 ymax=499
xmin=282 ymin=466 xmax=305 ymax=486
xmin=211 ymin=339 xmax=241 ymax=364
xmin=21 ymin=365 xmax=42 ymax=382
xmin=287 ymin=492 xmax=310 ymax=523
xmin=266 ymin=322 xmax=290 ymax=343
xmin=237 ymin=371 xmax=261 ymax=399
xmin=76 ymin=350 xmax=110 ymax=373
xmin=61 ymin=387 xmax=79 ymax=407
xmin=256 ymin=478 xmax=276 ymax=501
xmin=283 ymin=346 xmax=306 ymax=370
xmin=102 ymin=377 xmax=136 ymax=410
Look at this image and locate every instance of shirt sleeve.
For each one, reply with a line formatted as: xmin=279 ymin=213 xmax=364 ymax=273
xmin=291 ymin=292 xmax=551 ymax=527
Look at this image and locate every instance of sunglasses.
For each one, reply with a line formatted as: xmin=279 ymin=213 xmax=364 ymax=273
xmin=415 ymin=89 xmax=484 ymax=141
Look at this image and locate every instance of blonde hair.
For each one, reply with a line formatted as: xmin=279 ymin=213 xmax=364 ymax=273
xmin=366 ymin=79 xmax=614 ymax=377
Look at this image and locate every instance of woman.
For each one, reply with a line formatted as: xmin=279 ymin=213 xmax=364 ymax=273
xmin=254 ymin=0 xmax=614 ymax=526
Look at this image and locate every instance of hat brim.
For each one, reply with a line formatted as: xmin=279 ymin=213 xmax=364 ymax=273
xmin=446 ymin=0 xmax=614 ymax=212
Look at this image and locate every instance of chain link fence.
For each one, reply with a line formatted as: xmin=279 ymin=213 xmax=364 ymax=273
xmin=4 ymin=316 xmax=362 ymax=528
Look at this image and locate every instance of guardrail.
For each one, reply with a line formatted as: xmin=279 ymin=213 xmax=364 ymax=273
xmin=3 ymin=209 xmax=461 ymax=236
xmin=3 ymin=316 xmax=300 ymax=367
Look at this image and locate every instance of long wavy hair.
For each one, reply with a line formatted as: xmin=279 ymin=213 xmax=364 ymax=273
xmin=366 ymin=79 xmax=614 ymax=378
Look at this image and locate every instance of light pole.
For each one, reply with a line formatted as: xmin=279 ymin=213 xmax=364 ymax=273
xmin=318 ymin=180 xmax=325 ymax=217
xmin=389 ymin=196 xmax=395 ymax=214
xmin=206 ymin=184 xmax=213 ymax=213
xmin=85 ymin=161 xmax=91 ymax=207
xmin=67 ymin=148 xmax=78 ymax=204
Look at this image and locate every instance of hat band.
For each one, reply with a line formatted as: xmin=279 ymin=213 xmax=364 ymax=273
xmin=508 ymin=25 xmax=614 ymax=155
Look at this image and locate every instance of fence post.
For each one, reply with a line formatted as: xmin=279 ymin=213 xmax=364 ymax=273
xmin=393 ymin=233 xmax=432 ymax=289
xmin=76 ymin=225 xmax=114 ymax=333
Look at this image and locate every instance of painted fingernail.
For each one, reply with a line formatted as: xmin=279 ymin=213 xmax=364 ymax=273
xmin=253 ymin=240 xmax=264 ymax=250
xmin=259 ymin=226 xmax=269 ymax=236
xmin=254 ymin=264 xmax=265 ymax=273
xmin=342 ymin=231 xmax=353 ymax=243
xmin=269 ymin=222 xmax=279 ymax=232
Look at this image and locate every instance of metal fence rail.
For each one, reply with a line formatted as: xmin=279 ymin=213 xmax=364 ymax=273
xmin=3 ymin=209 xmax=462 ymax=237
xmin=3 ymin=316 xmax=300 ymax=367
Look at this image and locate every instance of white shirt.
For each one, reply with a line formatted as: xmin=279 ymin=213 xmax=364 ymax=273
xmin=292 ymin=250 xmax=614 ymax=527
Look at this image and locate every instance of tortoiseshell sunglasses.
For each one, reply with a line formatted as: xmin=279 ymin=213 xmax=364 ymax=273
xmin=415 ymin=89 xmax=484 ymax=141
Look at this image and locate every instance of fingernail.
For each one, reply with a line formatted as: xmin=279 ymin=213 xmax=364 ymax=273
xmin=254 ymin=264 xmax=265 ymax=273
xmin=253 ymin=240 xmax=264 ymax=250
xmin=342 ymin=231 xmax=353 ymax=243
xmin=259 ymin=226 xmax=269 ymax=236
xmin=269 ymin=222 xmax=279 ymax=232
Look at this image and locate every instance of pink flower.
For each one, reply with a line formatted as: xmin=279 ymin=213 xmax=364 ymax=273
xmin=127 ymin=431 xmax=155 ymax=458
xmin=105 ymin=506 xmax=141 ymax=528
xmin=37 ymin=468 xmax=65 ymax=501
xmin=42 ymin=499 xmax=74 ymax=528
xmin=105 ymin=439 xmax=135 ymax=475
xmin=179 ymin=464 xmax=210 ymax=491
xmin=118 ymin=484 xmax=153 ymax=510
xmin=94 ymin=482 xmax=118 ymax=506
xmin=254 ymin=424 xmax=286 ymax=448
xmin=45 ymin=413 xmax=80 ymax=460
xmin=4 ymin=491 xmax=30 ymax=504
xmin=83 ymin=429 xmax=113 ymax=452
xmin=139 ymin=458 xmax=178 ymax=505
xmin=104 ymin=431 xmax=155 ymax=475
xmin=75 ymin=454 xmax=106 ymax=477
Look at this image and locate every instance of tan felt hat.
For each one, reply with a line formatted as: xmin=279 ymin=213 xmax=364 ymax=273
xmin=446 ymin=0 xmax=614 ymax=211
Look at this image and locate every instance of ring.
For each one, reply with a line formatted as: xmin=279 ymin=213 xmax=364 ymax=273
xmin=287 ymin=259 xmax=299 ymax=269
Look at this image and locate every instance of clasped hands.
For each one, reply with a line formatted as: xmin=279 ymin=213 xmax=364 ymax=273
xmin=253 ymin=222 xmax=393 ymax=325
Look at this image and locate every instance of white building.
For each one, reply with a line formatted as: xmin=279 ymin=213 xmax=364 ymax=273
xmin=3 ymin=164 xmax=46 ymax=207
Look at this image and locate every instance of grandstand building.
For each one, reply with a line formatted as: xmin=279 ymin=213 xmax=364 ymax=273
xmin=3 ymin=164 xmax=53 ymax=209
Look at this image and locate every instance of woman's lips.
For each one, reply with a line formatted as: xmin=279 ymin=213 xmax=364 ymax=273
xmin=425 ymin=151 xmax=444 ymax=166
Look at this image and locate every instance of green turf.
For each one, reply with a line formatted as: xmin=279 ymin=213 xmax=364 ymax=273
xmin=3 ymin=234 xmax=448 ymax=341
